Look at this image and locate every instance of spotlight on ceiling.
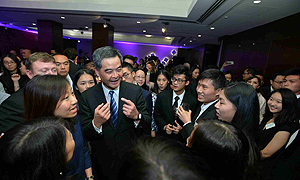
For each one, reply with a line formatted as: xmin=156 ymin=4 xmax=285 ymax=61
xmin=210 ymin=27 xmax=215 ymax=30
xmin=162 ymin=22 xmax=169 ymax=34
xmin=143 ymin=29 xmax=146 ymax=33
xmin=165 ymin=37 xmax=171 ymax=40
xmin=253 ymin=0 xmax=261 ymax=4
xmin=32 ymin=23 xmax=36 ymax=26
xmin=198 ymin=34 xmax=201 ymax=38
xmin=137 ymin=21 xmax=141 ymax=24
xmin=85 ymin=26 xmax=88 ymax=29
xmin=61 ymin=16 xmax=65 ymax=20
xmin=145 ymin=34 xmax=152 ymax=38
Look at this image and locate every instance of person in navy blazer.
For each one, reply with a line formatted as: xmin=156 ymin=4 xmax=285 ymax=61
xmin=178 ymin=69 xmax=227 ymax=139
xmin=79 ymin=47 xmax=151 ymax=180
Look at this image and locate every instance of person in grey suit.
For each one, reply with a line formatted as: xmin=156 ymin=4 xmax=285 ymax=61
xmin=78 ymin=46 xmax=151 ymax=180
xmin=178 ymin=69 xmax=227 ymax=139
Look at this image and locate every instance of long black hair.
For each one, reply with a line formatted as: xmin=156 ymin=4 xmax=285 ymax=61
xmin=264 ymin=88 xmax=298 ymax=126
xmin=153 ymin=69 xmax=171 ymax=94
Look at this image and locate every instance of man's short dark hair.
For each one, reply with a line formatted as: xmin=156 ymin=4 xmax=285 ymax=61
xmin=200 ymin=69 xmax=226 ymax=90
xmin=173 ymin=64 xmax=191 ymax=81
xmin=270 ymin=71 xmax=285 ymax=81
xmin=123 ymin=55 xmax=136 ymax=63
xmin=63 ymin=48 xmax=78 ymax=60
xmin=284 ymin=68 xmax=300 ymax=78
xmin=244 ymin=67 xmax=257 ymax=76
xmin=93 ymin=46 xmax=123 ymax=70
xmin=122 ymin=62 xmax=134 ymax=73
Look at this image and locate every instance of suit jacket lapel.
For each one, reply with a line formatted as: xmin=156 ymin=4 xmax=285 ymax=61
xmin=116 ymin=82 xmax=126 ymax=130
xmin=192 ymin=104 xmax=202 ymax=122
xmin=199 ymin=101 xmax=217 ymax=119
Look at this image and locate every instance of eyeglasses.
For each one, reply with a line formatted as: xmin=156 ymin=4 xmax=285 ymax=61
xmin=274 ymin=81 xmax=283 ymax=84
xmin=3 ymin=61 xmax=16 ymax=65
xmin=123 ymin=72 xmax=131 ymax=79
xmin=171 ymin=77 xmax=186 ymax=84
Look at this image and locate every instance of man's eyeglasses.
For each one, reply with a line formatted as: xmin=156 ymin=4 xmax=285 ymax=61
xmin=123 ymin=72 xmax=131 ymax=79
xmin=171 ymin=77 xmax=186 ymax=84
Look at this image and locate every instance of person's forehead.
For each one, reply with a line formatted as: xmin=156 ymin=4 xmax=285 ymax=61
xmin=33 ymin=60 xmax=56 ymax=68
xmin=122 ymin=67 xmax=130 ymax=73
xmin=3 ymin=57 xmax=13 ymax=62
xmin=173 ymin=74 xmax=186 ymax=79
xmin=285 ymin=75 xmax=300 ymax=80
xmin=54 ymin=55 xmax=68 ymax=62
xmin=199 ymin=78 xmax=213 ymax=85
xmin=135 ymin=70 xmax=145 ymax=76
xmin=124 ymin=58 xmax=134 ymax=64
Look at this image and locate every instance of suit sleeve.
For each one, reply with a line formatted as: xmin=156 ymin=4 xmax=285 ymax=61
xmin=135 ymin=87 xmax=151 ymax=125
xmin=78 ymin=93 xmax=103 ymax=141
xmin=154 ymin=94 xmax=167 ymax=131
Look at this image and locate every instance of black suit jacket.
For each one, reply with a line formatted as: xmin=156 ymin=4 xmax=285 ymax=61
xmin=0 ymin=88 xmax=24 ymax=133
xmin=181 ymin=101 xmax=218 ymax=139
xmin=154 ymin=89 xmax=197 ymax=140
xmin=260 ymin=86 xmax=271 ymax=100
xmin=69 ymin=60 xmax=81 ymax=80
xmin=79 ymin=81 xmax=151 ymax=180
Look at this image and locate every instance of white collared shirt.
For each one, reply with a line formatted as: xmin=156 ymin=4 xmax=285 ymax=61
xmin=93 ymin=83 xmax=120 ymax=133
xmin=297 ymin=94 xmax=300 ymax=99
xmin=66 ymin=74 xmax=73 ymax=90
xmin=191 ymin=99 xmax=218 ymax=128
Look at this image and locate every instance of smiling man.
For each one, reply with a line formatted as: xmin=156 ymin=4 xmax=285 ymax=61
xmin=78 ymin=46 xmax=151 ymax=180
xmin=53 ymin=54 xmax=74 ymax=89
xmin=178 ymin=69 xmax=226 ymax=139
xmin=0 ymin=52 xmax=57 ymax=133
xmin=154 ymin=64 xmax=197 ymax=142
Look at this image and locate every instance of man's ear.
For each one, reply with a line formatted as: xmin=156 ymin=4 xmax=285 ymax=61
xmin=132 ymin=71 xmax=135 ymax=78
xmin=95 ymin=69 xmax=100 ymax=77
xmin=26 ymin=70 xmax=33 ymax=79
xmin=270 ymin=80 xmax=273 ymax=85
xmin=185 ymin=80 xmax=190 ymax=86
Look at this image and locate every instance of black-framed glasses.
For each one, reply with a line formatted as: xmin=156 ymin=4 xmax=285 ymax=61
xmin=171 ymin=77 xmax=186 ymax=84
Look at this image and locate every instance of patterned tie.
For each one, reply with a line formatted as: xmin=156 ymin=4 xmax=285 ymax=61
xmin=173 ymin=96 xmax=180 ymax=116
xmin=109 ymin=90 xmax=118 ymax=129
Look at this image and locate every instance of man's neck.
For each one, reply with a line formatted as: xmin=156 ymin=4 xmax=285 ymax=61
xmin=174 ymin=89 xmax=185 ymax=95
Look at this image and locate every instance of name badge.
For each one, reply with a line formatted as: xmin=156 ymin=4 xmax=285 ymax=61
xmin=265 ymin=122 xmax=276 ymax=130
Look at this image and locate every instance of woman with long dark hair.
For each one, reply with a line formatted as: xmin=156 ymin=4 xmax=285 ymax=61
xmin=187 ymin=120 xmax=253 ymax=180
xmin=259 ymin=88 xmax=299 ymax=179
xmin=24 ymin=75 xmax=93 ymax=180
xmin=0 ymin=53 xmax=29 ymax=94
xmin=214 ymin=82 xmax=260 ymax=179
xmin=0 ymin=118 xmax=75 ymax=180
xmin=73 ymin=69 xmax=96 ymax=102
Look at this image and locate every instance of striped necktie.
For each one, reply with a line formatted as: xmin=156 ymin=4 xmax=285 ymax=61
xmin=109 ymin=90 xmax=118 ymax=129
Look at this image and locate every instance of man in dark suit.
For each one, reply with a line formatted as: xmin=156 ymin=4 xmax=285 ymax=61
xmin=178 ymin=69 xmax=227 ymax=139
xmin=78 ymin=46 xmax=151 ymax=180
xmin=0 ymin=52 xmax=57 ymax=133
xmin=260 ymin=72 xmax=284 ymax=100
xmin=154 ymin=65 xmax=197 ymax=141
xmin=53 ymin=54 xmax=76 ymax=90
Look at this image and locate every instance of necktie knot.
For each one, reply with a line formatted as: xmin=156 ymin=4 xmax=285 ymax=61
xmin=109 ymin=90 xmax=114 ymax=96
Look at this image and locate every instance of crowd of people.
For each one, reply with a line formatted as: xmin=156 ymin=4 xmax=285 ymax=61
xmin=0 ymin=46 xmax=300 ymax=180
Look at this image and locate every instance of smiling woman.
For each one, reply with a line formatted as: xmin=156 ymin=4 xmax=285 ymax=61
xmin=23 ymin=75 xmax=93 ymax=180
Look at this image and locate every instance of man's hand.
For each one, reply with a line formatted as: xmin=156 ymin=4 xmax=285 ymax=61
xmin=177 ymin=106 xmax=192 ymax=124
xmin=173 ymin=120 xmax=182 ymax=134
xmin=11 ymin=74 xmax=20 ymax=82
xmin=94 ymin=103 xmax=110 ymax=128
xmin=121 ymin=98 xmax=139 ymax=119
xmin=165 ymin=124 xmax=175 ymax=135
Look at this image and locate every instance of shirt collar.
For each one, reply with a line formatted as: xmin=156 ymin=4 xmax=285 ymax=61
xmin=101 ymin=83 xmax=120 ymax=97
xmin=172 ymin=90 xmax=185 ymax=100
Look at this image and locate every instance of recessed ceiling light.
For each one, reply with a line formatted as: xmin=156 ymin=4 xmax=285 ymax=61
xmin=85 ymin=26 xmax=88 ymax=29
xmin=73 ymin=29 xmax=79 ymax=32
xmin=198 ymin=34 xmax=201 ymax=38
xmin=137 ymin=21 xmax=141 ymax=24
xmin=143 ymin=29 xmax=146 ymax=33
xmin=78 ymin=40 xmax=80 ymax=43
xmin=103 ymin=24 xmax=108 ymax=28
xmin=183 ymin=44 xmax=186 ymax=46
xmin=32 ymin=23 xmax=36 ymax=26
xmin=68 ymin=38 xmax=70 ymax=39
xmin=253 ymin=0 xmax=261 ymax=4
xmin=165 ymin=37 xmax=171 ymax=40
xmin=210 ymin=27 xmax=215 ymax=30
xmin=61 ymin=16 xmax=65 ymax=19
xmin=9 ymin=23 xmax=13 ymax=25
xmin=26 ymin=29 xmax=28 ymax=30
xmin=145 ymin=34 xmax=152 ymax=38
xmin=162 ymin=28 xmax=166 ymax=33
xmin=190 ymin=40 xmax=193 ymax=43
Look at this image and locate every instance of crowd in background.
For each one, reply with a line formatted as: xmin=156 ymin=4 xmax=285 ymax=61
xmin=0 ymin=46 xmax=300 ymax=180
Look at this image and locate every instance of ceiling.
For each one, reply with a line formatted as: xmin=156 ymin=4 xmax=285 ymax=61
xmin=0 ymin=0 xmax=299 ymax=48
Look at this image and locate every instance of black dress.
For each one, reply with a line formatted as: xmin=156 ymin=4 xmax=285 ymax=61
xmin=259 ymin=118 xmax=298 ymax=179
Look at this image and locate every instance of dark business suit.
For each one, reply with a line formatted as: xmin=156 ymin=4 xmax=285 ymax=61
xmin=260 ymin=86 xmax=272 ymax=100
xmin=181 ymin=101 xmax=218 ymax=139
xmin=154 ymin=89 xmax=197 ymax=141
xmin=79 ymin=81 xmax=151 ymax=180
xmin=137 ymin=88 xmax=152 ymax=136
xmin=0 ymin=88 xmax=24 ymax=133
xmin=69 ymin=60 xmax=81 ymax=80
